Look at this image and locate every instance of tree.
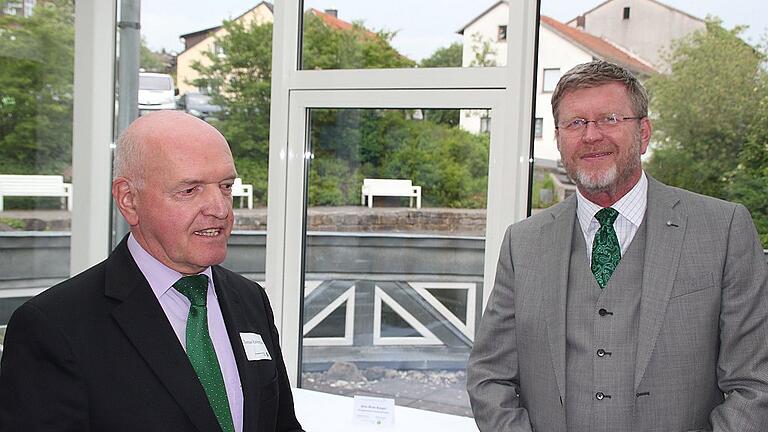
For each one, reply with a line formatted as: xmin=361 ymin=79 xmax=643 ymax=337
xmin=420 ymin=42 xmax=463 ymax=126
xmin=420 ymin=42 xmax=462 ymax=68
xmin=0 ymin=0 xmax=74 ymax=176
xmin=646 ymin=20 xmax=768 ymax=245
xmin=726 ymin=89 xmax=768 ymax=246
xmin=646 ymin=21 xmax=764 ymax=199
xmin=140 ymin=37 xmax=167 ymax=73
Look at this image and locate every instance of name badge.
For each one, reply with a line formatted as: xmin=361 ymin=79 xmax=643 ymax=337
xmin=353 ymin=395 xmax=395 ymax=427
xmin=239 ymin=333 xmax=272 ymax=361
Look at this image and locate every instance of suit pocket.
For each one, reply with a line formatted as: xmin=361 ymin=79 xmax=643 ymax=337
xmin=670 ymin=271 xmax=714 ymax=299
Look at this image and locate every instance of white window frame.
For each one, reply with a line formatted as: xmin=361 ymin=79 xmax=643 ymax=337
xmin=542 ymin=67 xmax=561 ymax=93
xmin=266 ymin=0 xmax=538 ymax=385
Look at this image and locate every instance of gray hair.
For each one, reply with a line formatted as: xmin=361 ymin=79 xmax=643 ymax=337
xmin=551 ymin=60 xmax=649 ymax=123
xmin=113 ymin=126 xmax=145 ymax=188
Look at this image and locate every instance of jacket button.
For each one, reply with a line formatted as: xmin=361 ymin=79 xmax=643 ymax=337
xmin=596 ymin=392 xmax=605 ymax=400
xmin=598 ymin=308 xmax=608 ymax=316
xmin=597 ymin=349 xmax=606 ymax=357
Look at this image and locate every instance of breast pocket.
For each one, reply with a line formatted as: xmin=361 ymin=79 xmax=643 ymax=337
xmin=670 ymin=271 xmax=715 ymax=299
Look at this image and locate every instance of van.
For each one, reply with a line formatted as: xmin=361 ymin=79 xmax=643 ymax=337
xmin=138 ymin=72 xmax=177 ymax=115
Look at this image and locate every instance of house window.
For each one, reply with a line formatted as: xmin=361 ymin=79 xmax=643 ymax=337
xmin=542 ymin=68 xmax=561 ymax=93
xmin=213 ymin=42 xmax=225 ymax=57
xmin=534 ymin=118 xmax=543 ymax=138
xmin=623 ymin=7 xmax=630 ymax=19
xmin=480 ymin=115 xmax=491 ymax=133
xmin=497 ymin=25 xmax=507 ymax=41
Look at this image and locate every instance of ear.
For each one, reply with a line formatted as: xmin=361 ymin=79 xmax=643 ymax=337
xmin=112 ymin=177 xmax=139 ymax=226
xmin=639 ymin=117 xmax=652 ymax=155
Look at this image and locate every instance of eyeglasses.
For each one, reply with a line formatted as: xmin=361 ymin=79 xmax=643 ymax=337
xmin=556 ymin=113 xmax=644 ymax=133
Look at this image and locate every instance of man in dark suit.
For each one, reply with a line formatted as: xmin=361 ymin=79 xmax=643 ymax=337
xmin=0 ymin=111 xmax=304 ymax=432
xmin=467 ymin=61 xmax=768 ymax=431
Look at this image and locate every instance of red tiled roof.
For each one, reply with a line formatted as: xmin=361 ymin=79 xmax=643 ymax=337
xmin=541 ymin=15 xmax=657 ymax=76
xmin=309 ymin=8 xmax=354 ymax=31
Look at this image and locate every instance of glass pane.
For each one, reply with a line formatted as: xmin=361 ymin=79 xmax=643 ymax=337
xmin=301 ymin=0 xmax=506 ymax=69
xmin=0 ymin=1 xmax=75 ymax=342
xmin=300 ymin=108 xmax=489 ymax=417
xmin=137 ymin=2 xmax=274 ymax=279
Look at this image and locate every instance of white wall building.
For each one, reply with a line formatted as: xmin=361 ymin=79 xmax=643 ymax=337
xmin=459 ymin=1 xmax=656 ymax=163
xmin=567 ymin=0 xmax=706 ymax=69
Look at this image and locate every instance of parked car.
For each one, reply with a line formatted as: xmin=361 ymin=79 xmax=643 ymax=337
xmin=138 ymin=72 xmax=177 ymax=115
xmin=177 ymin=92 xmax=222 ymax=121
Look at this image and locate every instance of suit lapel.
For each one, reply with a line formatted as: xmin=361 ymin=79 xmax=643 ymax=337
xmin=106 ymin=239 xmax=223 ymax=432
xmin=634 ymin=178 xmax=686 ymax=390
xmin=541 ymin=196 xmax=577 ymax=402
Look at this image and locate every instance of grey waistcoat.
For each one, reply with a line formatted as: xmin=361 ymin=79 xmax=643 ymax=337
xmin=565 ymin=217 xmax=648 ymax=432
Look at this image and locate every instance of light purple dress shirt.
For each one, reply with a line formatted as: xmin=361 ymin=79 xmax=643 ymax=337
xmin=127 ymin=234 xmax=244 ymax=432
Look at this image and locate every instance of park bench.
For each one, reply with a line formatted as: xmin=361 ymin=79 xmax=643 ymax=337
xmin=0 ymin=174 xmax=73 ymax=212
xmin=232 ymin=177 xmax=253 ymax=209
xmin=361 ymin=178 xmax=422 ymax=209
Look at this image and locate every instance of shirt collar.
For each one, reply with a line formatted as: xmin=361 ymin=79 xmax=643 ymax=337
xmin=576 ymin=171 xmax=648 ymax=233
xmin=127 ymin=233 xmax=214 ymax=298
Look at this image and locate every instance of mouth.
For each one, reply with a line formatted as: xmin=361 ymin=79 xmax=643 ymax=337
xmin=581 ymin=151 xmax=613 ymax=160
xmin=194 ymin=228 xmax=224 ymax=237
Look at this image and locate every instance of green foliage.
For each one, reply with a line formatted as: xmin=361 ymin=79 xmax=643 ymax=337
xmin=0 ymin=217 xmax=26 ymax=230
xmin=308 ymin=110 xmax=489 ymax=208
xmin=726 ymin=91 xmax=768 ymax=247
xmin=419 ymin=43 xmax=463 ymax=126
xmin=140 ymin=37 xmax=167 ymax=72
xmin=0 ymin=0 xmax=74 ymax=176
xmin=646 ymin=19 xmax=768 ymax=245
xmin=646 ymin=21 xmax=763 ymax=198
xmin=193 ymin=12 xmax=488 ymax=208
xmin=420 ymin=42 xmax=462 ymax=68
xmin=532 ymin=174 xmax=558 ymax=209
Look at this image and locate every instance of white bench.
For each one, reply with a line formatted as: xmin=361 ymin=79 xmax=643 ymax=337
xmin=232 ymin=178 xmax=253 ymax=209
xmin=361 ymin=178 xmax=422 ymax=209
xmin=0 ymin=174 xmax=73 ymax=212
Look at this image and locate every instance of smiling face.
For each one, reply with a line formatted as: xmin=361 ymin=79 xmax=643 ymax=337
xmin=555 ymin=82 xmax=651 ymax=205
xmin=113 ymin=112 xmax=237 ymax=275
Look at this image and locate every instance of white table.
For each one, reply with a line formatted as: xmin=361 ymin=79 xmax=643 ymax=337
xmin=292 ymin=388 xmax=479 ymax=431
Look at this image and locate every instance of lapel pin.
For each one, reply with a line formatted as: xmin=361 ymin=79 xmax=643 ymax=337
xmin=666 ymin=220 xmax=679 ymax=227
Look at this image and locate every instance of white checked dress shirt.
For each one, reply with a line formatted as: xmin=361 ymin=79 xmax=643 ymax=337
xmin=576 ymin=171 xmax=648 ymax=261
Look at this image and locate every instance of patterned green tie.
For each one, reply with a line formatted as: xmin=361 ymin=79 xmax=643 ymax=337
xmin=591 ymin=207 xmax=621 ymax=289
xmin=174 ymin=275 xmax=234 ymax=432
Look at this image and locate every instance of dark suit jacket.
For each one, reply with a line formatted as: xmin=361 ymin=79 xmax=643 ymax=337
xmin=0 ymin=237 xmax=304 ymax=432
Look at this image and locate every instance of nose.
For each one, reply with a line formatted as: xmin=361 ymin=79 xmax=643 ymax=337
xmin=582 ymin=121 xmax=604 ymax=143
xmin=202 ymin=185 xmax=231 ymax=219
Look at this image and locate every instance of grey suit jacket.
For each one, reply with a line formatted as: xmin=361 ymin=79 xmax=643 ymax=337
xmin=467 ymin=177 xmax=768 ymax=432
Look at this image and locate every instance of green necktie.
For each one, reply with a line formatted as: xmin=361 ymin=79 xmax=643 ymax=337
xmin=591 ymin=207 xmax=621 ymax=289
xmin=174 ymin=275 xmax=234 ymax=432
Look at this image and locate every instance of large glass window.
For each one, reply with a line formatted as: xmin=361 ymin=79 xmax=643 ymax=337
xmin=0 ymin=0 xmax=75 ymax=344
xmin=300 ymin=107 xmax=489 ymax=416
xmin=138 ymin=1 xmax=275 ymax=280
xmin=300 ymin=1 xmax=507 ymax=69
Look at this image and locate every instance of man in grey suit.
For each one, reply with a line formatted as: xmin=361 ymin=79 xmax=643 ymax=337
xmin=467 ymin=60 xmax=768 ymax=431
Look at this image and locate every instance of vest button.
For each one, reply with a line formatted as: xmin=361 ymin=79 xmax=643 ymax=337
xmin=596 ymin=392 xmax=605 ymax=400
xmin=598 ymin=308 xmax=608 ymax=316
xmin=597 ymin=349 xmax=606 ymax=357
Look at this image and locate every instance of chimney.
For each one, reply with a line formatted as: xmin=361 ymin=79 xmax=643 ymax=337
xmin=324 ymin=9 xmax=338 ymax=18
xmin=576 ymin=15 xmax=586 ymax=29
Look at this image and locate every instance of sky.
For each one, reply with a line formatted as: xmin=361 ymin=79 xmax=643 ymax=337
xmin=141 ymin=0 xmax=767 ymax=61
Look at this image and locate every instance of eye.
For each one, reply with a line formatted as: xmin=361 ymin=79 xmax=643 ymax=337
xmin=606 ymin=114 xmax=620 ymax=125
xmin=221 ymin=182 xmax=233 ymax=194
xmin=564 ymin=118 xmax=587 ymax=129
xmin=179 ymin=186 xmax=199 ymax=196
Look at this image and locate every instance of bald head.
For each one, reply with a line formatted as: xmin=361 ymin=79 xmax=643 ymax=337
xmin=114 ymin=111 xmax=232 ymax=187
